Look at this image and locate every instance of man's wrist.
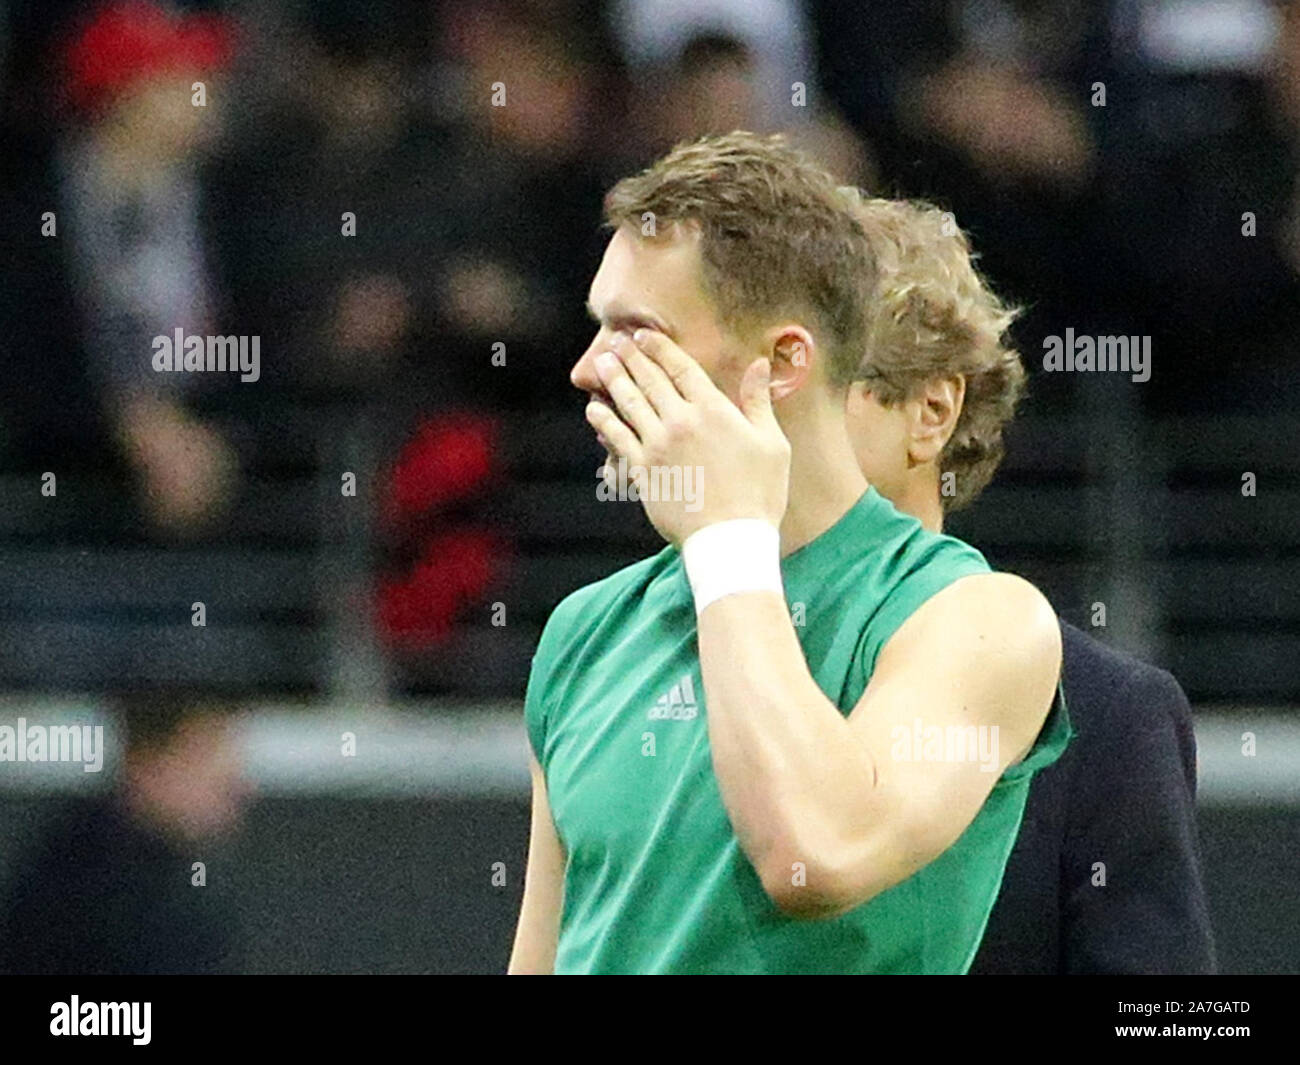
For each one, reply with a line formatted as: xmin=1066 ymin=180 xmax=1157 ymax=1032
xmin=681 ymin=519 xmax=784 ymax=616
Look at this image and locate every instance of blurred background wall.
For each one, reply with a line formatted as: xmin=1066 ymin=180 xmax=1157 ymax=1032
xmin=0 ymin=0 xmax=1297 ymax=972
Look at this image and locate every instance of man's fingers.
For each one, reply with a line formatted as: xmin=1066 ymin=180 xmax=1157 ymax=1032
xmin=632 ymin=329 xmax=713 ymax=401
xmin=595 ymin=351 xmax=661 ymax=441
xmin=611 ymin=333 xmax=686 ymax=415
xmin=738 ymin=357 xmax=778 ymax=427
xmin=586 ymin=399 xmax=644 ymax=466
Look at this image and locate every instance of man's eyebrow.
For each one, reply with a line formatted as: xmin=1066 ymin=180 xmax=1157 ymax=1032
xmin=585 ymin=299 xmax=675 ymax=337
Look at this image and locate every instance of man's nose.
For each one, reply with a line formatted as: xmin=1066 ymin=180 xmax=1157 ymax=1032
xmin=571 ymin=341 xmax=606 ymax=392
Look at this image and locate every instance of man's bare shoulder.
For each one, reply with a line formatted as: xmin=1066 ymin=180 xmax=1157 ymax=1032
xmin=906 ymin=571 xmax=1061 ymax=658
xmin=874 ymin=571 xmax=1062 ymax=737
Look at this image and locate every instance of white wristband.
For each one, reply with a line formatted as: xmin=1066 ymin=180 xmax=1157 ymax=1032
xmin=681 ymin=519 xmax=783 ymax=616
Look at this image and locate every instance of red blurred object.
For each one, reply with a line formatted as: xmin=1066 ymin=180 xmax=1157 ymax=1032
xmin=377 ymin=529 xmax=507 ymax=649
xmin=63 ymin=0 xmax=237 ymax=116
xmin=377 ymin=411 xmax=507 ymax=650
xmin=382 ymin=412 xmax=499 ymax=526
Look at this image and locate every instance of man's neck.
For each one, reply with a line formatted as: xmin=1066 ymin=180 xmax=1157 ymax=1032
xmin=779 ymin=413 xmax=871 ymax=557
xmin=900 ymin=477 xmax=944 ymax=534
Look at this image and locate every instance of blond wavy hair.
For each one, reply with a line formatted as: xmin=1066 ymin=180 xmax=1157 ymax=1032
xmin=845 ymin=194 xmax=1026 ymax=511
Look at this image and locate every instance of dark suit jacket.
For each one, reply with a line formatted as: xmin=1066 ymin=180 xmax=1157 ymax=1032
xmin=971 ymin=621 xmax=1217 ymax=973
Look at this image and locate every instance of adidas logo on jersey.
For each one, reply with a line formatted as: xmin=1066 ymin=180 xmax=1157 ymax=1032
xmin=649 ymin=676 xmax=698 ymax=721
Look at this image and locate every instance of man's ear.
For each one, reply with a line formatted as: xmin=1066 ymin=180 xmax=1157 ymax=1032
xmin=905 ymin=376 xmax=966 ymax=465
xmin=766 ymin=326 xmax=815 ymax=402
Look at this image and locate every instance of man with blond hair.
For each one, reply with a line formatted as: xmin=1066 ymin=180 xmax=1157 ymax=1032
xmin=510 ymin=132 xmax=1070 ymax=975
xmin=841 ymin=194 xmax=1215 ymax=973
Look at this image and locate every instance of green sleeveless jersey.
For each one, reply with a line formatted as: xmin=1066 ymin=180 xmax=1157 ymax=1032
xmin=525 ymin=486 xmax=1071 ymax=974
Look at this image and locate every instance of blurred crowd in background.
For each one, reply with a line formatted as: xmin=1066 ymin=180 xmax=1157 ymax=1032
xmin=1 ymin=0 xmax=1299 ymax=975
xmin=2 ymin=0 xmax=1298 ymax=693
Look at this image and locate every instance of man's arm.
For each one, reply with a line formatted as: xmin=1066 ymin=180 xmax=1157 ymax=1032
xmin=507 ymin=754 xmax=566 ymax=974
xmin=697 ymin=569 xmax=1061 ymax=918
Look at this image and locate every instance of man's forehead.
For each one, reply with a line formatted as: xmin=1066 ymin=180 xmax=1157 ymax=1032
xmin=587 ymin=225 xmax=705 ymax=333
